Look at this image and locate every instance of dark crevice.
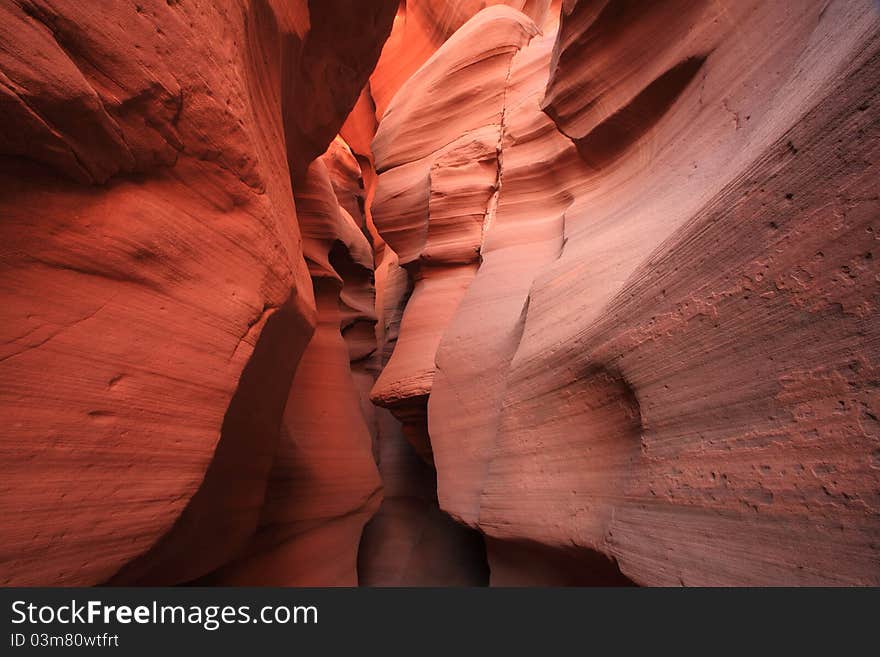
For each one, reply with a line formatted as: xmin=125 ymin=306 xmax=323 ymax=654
xmin=104 ymin=293 xmax=314 ymax=585
xmin=486 ymin=537 xmax=636 ymax=586
xmin=573 ymin=55 xmax=708 ymax=168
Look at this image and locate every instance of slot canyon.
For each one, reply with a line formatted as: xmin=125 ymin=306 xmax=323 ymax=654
xmin=1 ymin=0 xmax=879 ymax=587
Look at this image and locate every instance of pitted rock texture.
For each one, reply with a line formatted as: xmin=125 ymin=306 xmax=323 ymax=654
xmin=371 ymin=0 xmax=880 ymax=585
xmin=2 ymin=0 xmax=879 ymax=588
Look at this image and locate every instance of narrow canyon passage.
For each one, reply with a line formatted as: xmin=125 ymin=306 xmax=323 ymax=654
xmin=1 ymin=0 xmax=879 ymax=587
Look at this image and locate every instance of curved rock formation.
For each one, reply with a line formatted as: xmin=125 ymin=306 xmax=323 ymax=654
xmin=2 ymin=0 xmax=878 ymax=588
xmin=199 ymin=151 xmax=383 ymax=586
xmin=373 ymin=0 xmax=880 ymax=585
xmin=370 ymin=0 xmax=556 ymax=119
xmin=358 ymin=238 xmax=489 ymax=586
xmin=0 ymin=0 xmax=395 ymax=586
xmin=370 ymin=6 xmax=539 ymax=462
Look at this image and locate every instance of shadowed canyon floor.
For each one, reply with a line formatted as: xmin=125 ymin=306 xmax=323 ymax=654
xmin=1 ymin=0 xmax=879 ymax=586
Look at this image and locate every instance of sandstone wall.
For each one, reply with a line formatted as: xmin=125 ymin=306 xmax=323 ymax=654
xmin=371 ymin=0 xmax=880 ymax=585
xmin=0 ymin=0 xmax=396 ymax=586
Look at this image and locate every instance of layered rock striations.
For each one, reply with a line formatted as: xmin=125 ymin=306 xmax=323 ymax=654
xmin=372 ymin=0 xmax=880 ymax=585
xmin=1 ymin=0 xmax=878 ymax=588
xmin=370 ymin=6 xmax=540 ymax=463
xmin=370 ymin=0 xmax=557 ymax=120
xmin=201 ymin=150 xmax=382 ymax=586
xmin=358 ymin=213 xmax=489 ymax=586
xmin=0 ymin=0 xmax=395 ymax=586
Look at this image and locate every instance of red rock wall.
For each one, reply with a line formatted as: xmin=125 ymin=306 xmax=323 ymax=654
xmin=357 ymin=239 xmax=489 ymax=586
xmin=370 ymin=0 xmax=557 ymax=119
xmin=317 ymin=5 xmax=503 ymax=585
xmin=0 ymin=0 xmax=395 ymax=586
xmin=2 ymin=0 xmax=878 ymax=588
xmin=370 ymin=0 xmax=880 ymax=585
xmin=197 ymin=149 xmax=383 ymax=586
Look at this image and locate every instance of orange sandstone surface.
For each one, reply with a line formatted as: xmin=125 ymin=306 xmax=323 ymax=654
xmin=1 ymin=0 xmax=878 ymax=586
